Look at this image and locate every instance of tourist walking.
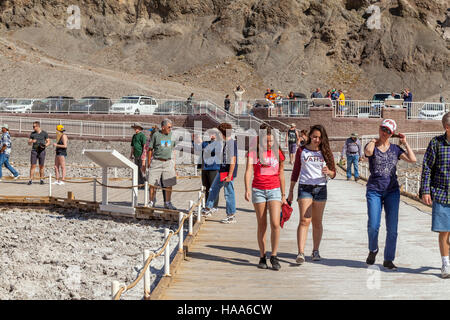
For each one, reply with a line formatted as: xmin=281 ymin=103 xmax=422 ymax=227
xmin=364 ymin=119 xmax=416 ymax=270
xmin=341 ymin=132 xmax=363 ymax=181
xmin=28 ymin=121 xmax=50 ymax=185
xmin=299 ymin=129 xmax=308 ymax=147
xmin=275 ymin=91 xmax=283 ymax=115
xmin=130 ymin=123 xmax=147 ymax=189
xmin=287 ymin=124 xmax=336 ymax=264
xmin=146 ymin=119 xmax=177 ymax=210
xmin=0 ymin=124 xmax=20 ymax=181
xmin=337 ymin=89 xmax=346 ymax=116
xmin=224 ymin=94 xmax=231 ymax=112
xmin=202 ymin=123 xmax=238 ymax=224
xmin=286 ymin=124 xmax=299 ymax=165
xmin=194 ymin=130 xmax=221 ymax=216
xmin=53 ymin=125 xmax=68 ymax=185
xmin=234 ymin=85 xmax=245 ymax=115
xmin=245 ymin=124 xmax=287 ymax=270
xmin=420 ymin=112 xmax=450 ymax=278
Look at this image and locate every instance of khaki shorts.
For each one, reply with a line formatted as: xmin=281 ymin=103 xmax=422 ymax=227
xmin=148 ymin=159 xmax=177 ymax=187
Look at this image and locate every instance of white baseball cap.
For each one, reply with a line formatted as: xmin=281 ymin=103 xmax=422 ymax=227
xmin=380 ymin=119 xmax=397 ymax=134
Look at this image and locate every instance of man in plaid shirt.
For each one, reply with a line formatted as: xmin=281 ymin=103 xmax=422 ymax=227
xmin=420 ymin=112 xmax=450 ymax=278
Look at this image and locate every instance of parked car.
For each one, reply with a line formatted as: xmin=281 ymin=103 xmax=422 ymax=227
xmin=418 ymin=103 xmax=447 ymax=120
xmin=32 ymin=96 xmax=75 ymax=113
xmin=0 ymin=98 xmax=18 ymax=111
xmin=110 ymin=95 xmax=158 ymax=115
xmin=3 ymin=99 xmax=36 ymax=113
xmin=68 ymin=96 xmax=112 ymax=113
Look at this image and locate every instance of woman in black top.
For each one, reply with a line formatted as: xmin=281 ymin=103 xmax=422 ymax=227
xmin=224 ymin=94 xmax=231 ymax=112
xmin=53 ymin=125 xmax=68 ymax=185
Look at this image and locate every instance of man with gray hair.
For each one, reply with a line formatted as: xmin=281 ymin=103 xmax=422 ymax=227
xmin=420 ymin=112 xmax=450 ymax=278
xmin=146 ymin=119 xmax=177 ymax=210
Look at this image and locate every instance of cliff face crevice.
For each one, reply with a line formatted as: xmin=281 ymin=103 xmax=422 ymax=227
xmin=0 ymin=0 xmax=448 ymax=100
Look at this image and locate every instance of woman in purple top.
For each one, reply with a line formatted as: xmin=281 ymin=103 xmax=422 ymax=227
xmin=363 ymin=119 xmax=416 ymax=270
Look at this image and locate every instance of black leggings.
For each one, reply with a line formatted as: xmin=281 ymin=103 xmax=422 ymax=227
xmin=202 ymin=170 xmax=219 ymax=208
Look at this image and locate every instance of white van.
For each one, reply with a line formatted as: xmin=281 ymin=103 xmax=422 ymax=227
xmin=3 ymin=99 xmax=35 ymax=113
xmin=110 ymin=96 xmax=158 ymax=115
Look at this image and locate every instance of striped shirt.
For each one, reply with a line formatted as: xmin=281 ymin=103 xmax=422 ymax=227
xmin=420 ymin=133 xmax=450 ymax=204
xmin=1 ymin=131 xmax=12 ymax=155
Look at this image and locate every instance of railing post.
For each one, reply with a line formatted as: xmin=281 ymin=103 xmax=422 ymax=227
xmin=416 ymin=178 xmax=420 ymax=196
xmin=188 ymin=200 xmax=194 ymax=236
xmin=178 ymin=212 xmax=184 ymax=253
xmin=197 ymin=190 xmax=202 ymax=224
xmin=144 ymin=180 xmax=149 ymax=207
xmin=164 ymin=228 xmax=171 ymax=276
xmin=93 ymin=179 xmax=97 ymax=202
xmin=143 ymin=249 xmax=151 ymax=298
xmin=80 ymin=121 xmax=83 ymax=137
xmin=48 ymin=174 xmax=52 ymax=197
xmin=111 ymin=281 xmax=120 ymax=300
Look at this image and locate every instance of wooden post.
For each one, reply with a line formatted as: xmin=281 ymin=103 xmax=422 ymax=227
xmin=197 ymin=191 xmax=202 ymax=224
xmin=67 ymin=191 xmax=75 ymax=200
xmin=93 ymin=179 xmax=97 ymax=202
xmin=178 ymin=212 xmax=184 ymax=253
xmin=164 ymin=228 xmax=171 ymax=276
xmin=188 ymin=200 xmax=194 ymax=236
xmin=143 ymin=249 xmax=151 ymax=298
xmin=144 ymin=180 xmax=149 ymax=207
xmin=48 ymin=174 xmax=52 ymax=197
xmin=111 ymin=281 xmax=120 ymax=300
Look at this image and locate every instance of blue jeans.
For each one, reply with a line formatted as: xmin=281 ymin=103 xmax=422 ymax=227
xmin=0 ymin=153 xmax=19 ymax=178
xmin=205 ymin=173 xmax=236 ymax=216
xmin=366 ymin=189 xmax=400 ymax=262
xmin=346 ymin=154 xmax=359 ymax=179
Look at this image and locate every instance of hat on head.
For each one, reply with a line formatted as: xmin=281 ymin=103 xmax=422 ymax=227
xmin=350 ymin=132 xmax=358 ymax=138
xmin=56 ymin=125 xmax=65 ymax=132
xmin=291 ymin=123 xmax=296 ymax=127
xmin=380 ymin=119 xmax=397 ymax=134
xmin=2 ymin=124 xmax=8 ymax=130
xmin=131 ymin=123 xmax=144 ymax=130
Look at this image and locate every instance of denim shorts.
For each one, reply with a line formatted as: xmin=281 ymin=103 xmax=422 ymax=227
xmin=252 ymin=187 xmax=281 ymax=204
xmin=432 ymin=201 xmax=450 ymax=232
xmin=298 ymin=184 xmax=327 ymax=202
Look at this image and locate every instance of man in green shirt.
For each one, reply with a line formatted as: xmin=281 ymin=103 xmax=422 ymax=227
xmin=130 ymin=123 xmax=146 ymax=188
xmin=146 ymin=119 xmax=177 ymax=210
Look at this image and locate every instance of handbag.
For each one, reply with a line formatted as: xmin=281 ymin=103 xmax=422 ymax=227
xmin=280 ymin=201 xmax=293 ymax=228
xmin=219 ymin=172 xmax=234 ymax=182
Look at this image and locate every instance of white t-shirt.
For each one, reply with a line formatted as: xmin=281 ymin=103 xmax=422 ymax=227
xmin=299 ymin=148 xmax=327 ymax=185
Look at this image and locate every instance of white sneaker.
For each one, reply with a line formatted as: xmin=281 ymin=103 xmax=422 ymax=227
xmin=221 ymin=215 xmax=237 ymax=224
xmin=210 ymin=207 xmax=219 ymax=214
xmin=202 ymin=208 xmax=213 ymax=217
xmin=164 ymin=202 xmax=177 ymax=210
xmin=52 ymin=181 xmax=59 ymax=185
xmin=148 ymin=200 xmax=155 ymax=208
xmin=296 ymin=253 xmax=305 ymax=264
xmin=442 ymin=264 xmax=450 ymax=279
xmin=13 ymin=175 xmax=20 ymax=180
xmin=59 ymin=181 xmax=65 ymax=185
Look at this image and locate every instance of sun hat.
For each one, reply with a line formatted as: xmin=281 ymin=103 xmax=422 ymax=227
xmin=291 ymin=123 xmax=296 ymax=127
xmin=380 ymin=119 xmax=397 ymax=134
xmin=2 ymin=124 xmax=8 ymax=130
xmin=350 ymin=132 xmax=358 ymax=138
xmin=131 ymin=123 xmax=144 ymax=130
xmin=56 ymin=124 xmax=65 ymax=132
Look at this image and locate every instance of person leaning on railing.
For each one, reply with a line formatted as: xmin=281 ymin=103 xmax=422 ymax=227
xmin=420 ymin=112 xmax=450 ymax=278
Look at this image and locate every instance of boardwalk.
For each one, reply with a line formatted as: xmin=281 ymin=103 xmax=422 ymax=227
xmin=161 ymin=167 xmax=449 ymax=300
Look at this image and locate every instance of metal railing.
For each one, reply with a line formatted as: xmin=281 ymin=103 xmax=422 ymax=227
xmin=360 ymin=132 xmax=443 ymax=152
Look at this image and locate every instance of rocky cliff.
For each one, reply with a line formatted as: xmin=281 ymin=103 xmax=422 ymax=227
xmin=0 ymin=0 xmax=448 ymax=101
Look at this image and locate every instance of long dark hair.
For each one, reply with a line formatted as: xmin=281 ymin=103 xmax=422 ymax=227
xmin=306 ymin=124 xmax=335 ymax=172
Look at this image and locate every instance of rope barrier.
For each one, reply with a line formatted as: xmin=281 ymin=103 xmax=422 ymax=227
xmin=93 ymin=178 xmax=202 ymax=192
xmin=112 ymin=194 xmax=204 ymax=300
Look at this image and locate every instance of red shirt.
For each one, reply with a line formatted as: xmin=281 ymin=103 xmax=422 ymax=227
xmin=249 ymin=149 xmax=285 ymax=190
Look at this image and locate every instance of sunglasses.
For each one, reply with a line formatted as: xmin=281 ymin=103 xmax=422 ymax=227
xmin=380 ymin=126 xmax=392 ymax=134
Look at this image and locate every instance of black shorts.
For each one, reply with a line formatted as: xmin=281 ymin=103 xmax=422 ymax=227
xmin=31 ymin=149 xmax=46 ymax=166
